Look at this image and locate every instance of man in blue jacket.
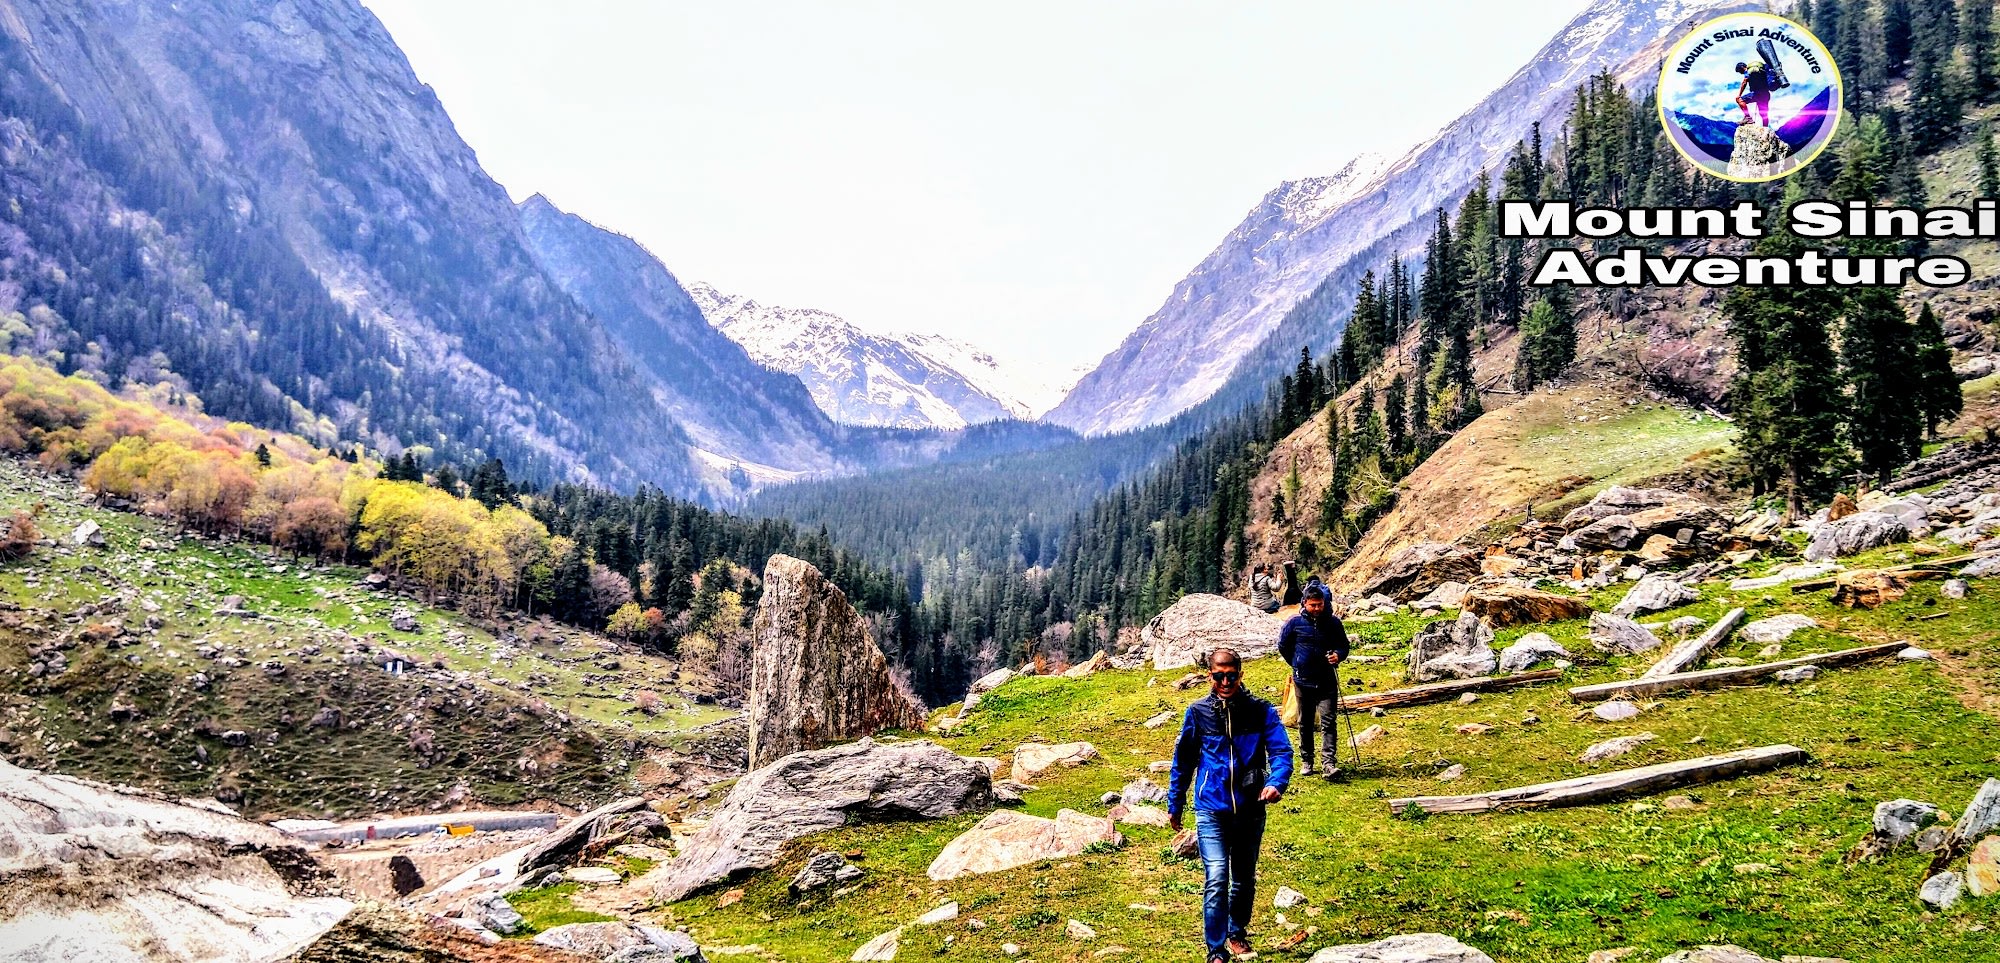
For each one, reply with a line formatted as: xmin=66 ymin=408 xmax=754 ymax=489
xmin=1279 ymin=579 xmax=1350 ymax=779
xmin=1167 ymin=647 xmax=1294 ymax=963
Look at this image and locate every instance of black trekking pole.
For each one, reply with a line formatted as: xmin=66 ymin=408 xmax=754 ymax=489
xmin=1331 ymin=659 xmax=1361 ymax=769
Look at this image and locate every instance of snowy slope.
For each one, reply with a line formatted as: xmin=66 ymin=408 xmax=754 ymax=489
xmin=1048 ymin=0 xmax=1759 ymax=435
xmin=689 ymin=284 xmax=1062 ymax=430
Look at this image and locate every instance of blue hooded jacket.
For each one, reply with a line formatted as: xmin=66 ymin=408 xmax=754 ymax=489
xmin=1167 ymin=691 xmax=1294 ymax=817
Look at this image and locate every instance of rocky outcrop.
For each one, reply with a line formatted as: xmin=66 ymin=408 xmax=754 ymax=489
xmin=1804 ymin=512 xmax=1911 ymax=562
xmin=1407 ymin=612 xmax=1497 ymax=683
xmin=1305 ymin=933 xmax=1496 ymax=963
xmin=1012 ymin=742 xmax=1101 ymax=783
xmin=1460 ymin=585 xmax=1591 ymax=627
xmin=1587 ymin=613 xmax=1664 ymax=655
xmin=1561 ymin=486 xmax=1697 ymax=528
xmin=926 ymin=809 xmax=1120 ymax=881
xmin=1360 ymin=543 xmax=1483 ymax=602
xmin=1143 ymin=594 xmax=1286 ymax=670
xmin=532 ymin=922 xmax=705 ymax=961
xmin=1497 ymin=633 xmax=1570 ymax=673
xmin=1611 ymin=574 xmax=1698 ymax=618
xmin=645 ymin=738 xmax=992 ymax=902
xmin=1726 ymin=123 xmax=1790 ymax=178
xmin=747 ymin=555 xmax=926 ymax=768
xmin=0 ymin=758 xmax=352 ymax=962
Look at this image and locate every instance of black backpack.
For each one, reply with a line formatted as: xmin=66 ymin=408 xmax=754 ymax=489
xmin=1745 ymin=65 xmax=1771 ymax=94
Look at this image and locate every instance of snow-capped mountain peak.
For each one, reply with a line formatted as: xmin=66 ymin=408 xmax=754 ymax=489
xmin=687 ymin=283 xmax=1068 ymax=430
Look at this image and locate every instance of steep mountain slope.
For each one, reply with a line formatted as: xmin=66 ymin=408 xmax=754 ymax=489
xmin=0 ymin=0 xmax=698 ymax=490
xmin=1048 ymin=0 xmax=1758 ymax=435
xmin=517 ymin=195 xmax=843 ymax=483
xmin=690 ymin=283 xmax=1054 ymax=430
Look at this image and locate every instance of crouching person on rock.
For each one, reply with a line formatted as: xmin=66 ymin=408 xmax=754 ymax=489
xmin=1167 ymin=647 xmax=1294 ymax=963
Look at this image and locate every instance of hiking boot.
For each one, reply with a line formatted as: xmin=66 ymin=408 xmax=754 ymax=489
xmin=1321 ymin=766 xmax=1342 ymax=782
xmin=1298 ymin=761 xmax=1314 ymax=777
xmin=1227 ymin=936 xmax=1255 ymax=958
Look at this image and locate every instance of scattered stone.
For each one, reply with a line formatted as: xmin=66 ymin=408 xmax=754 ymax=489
xmin=915 ymin=902 xmax=960 ymax=925
xmin=1952 ymin=780 xmax=2000 ymax=850
xmin=1587 ymin=613 xmax=1664 ymax=655
xmin=1919 ymin=871 xmax=1963 ymax=911
xmin=850 ymin=927 xmax=901 ymax=962
xmin=1274 ymin=885 xmax=1307 ymax=908
xmin=926 ymin=809 xmax=1120 ymax=881
xmin=1407 ymin=612 xmax=1497 ymax=683
xmin=566 ymin=866 xmax=622 ymax=885
xmin=1899 ymin=647 xmax=1933 ymax=661
xmin=1066 ymin=919 xmax=1097 ymax=940
xmin=1063 ymin=651 xmax=1113 ymax=678
xmin=1498 ymin=633 xmax=1570 ymax=674
xmin=1437 ymin=765 xmax=1466 ymax=782
xmin=1915 ymin=827 xmax=1949 ymax=853
xmin=1592 ymin=701 xmax=1642 ymax=723
xmin=1563 ymin=486 xmax=1696 ymax=528
xmin=1569 ymin=514 xmax=1642 ymax=552
xmin=1109 ymin=804 xmax=1171 ymax=828
xmin=1359 ymin=543 xmax=1484 ymax=602
xmin=1587 ymin=950 xmax=1639 ymax=963
xmin=214 ymin=595 xmax=256 ymax=618
xmin=1143 ymin=711 xmax=1175 ymax=729
xmin=1143 ymin=594 xmax=1286 ymax=670
xmin=1663 ymin=795 xmax=1701 ymax=811
xmin=1350 ymin=724 xmax=1387 ymax=746
xmin=1460 ymin=585 xmax=1591 ymax=627
xmin=1666 ymin=616 xmax=1708 ymax=637
xmin=1942 ymin=578 xmax=1970 ymax=600
xmin=1806 ymin=512 xmax=1911 ymax=561
xmin=1455 ymin=723 xmax=1493 ymax=736
xmin=469 ymin=893 xmax=524 ymax=936
xmin=388 ymin=609 xmax=421 ymax=633
xmin=1304 ymin=933 xmax=1496 ymax=963
xmin=648 ymin=739 xmax=993 ymax=902
xmin=1612 ymin=574 xmax=1698 ymax=618
xmin=68 ymin=520 xmax=104 ymax=547
xmin=1457 ymin=692 xmax=1478 ymax=705
xmin=1873 ymin=799 xmax=1941 ymax=847
xmin=1774 ymin=666 xmax=1818 ymax=684
xmin=747 ymin=556 xmax=929 ymax=768
xmin=1961 ymin=555 xmax=2000 ymax=578
xmin=1741 ymin=614 xmax=1816 ymax=645
xmin=1580 ymin=732 xmax=1657 ymax=763
xmin=967 ymin=667 xmax=1016 ymax=696
xmin=791 ymin=852 xmax=856 ymax=897
xmin=1412 ymin=581 xmax=1470 ymax=613
xmin=1832 ymin=570 xmax=1909 ymax=609
xmin=533 ymin=922 xmax=705 ymax=961
xmin=1120 ymin=778 xmax=1168 ymax=807
xmin=1965 ymin=837 xmax=2000 ymax=897
xmin=1012 ymin=742 xmax=1100 ymax=783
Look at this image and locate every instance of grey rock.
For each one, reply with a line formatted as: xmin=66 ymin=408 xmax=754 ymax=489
xmin=1949 ymin=778 xmax=2000 ymax=850
xmin=1611 ymin=574 xmax=1697 ymax=618
xmin=1143 ymin=594 xmax=1286 ymax=670
xmin=532 ymin=922 xmax=705 ymax=961
xmin=1412 ymin=580 xmax=1470 ymax=612
xmin=747 ymin=556 xmax=927 ymax=768
xmin=1592 ymin=701 xmax=1642 ymax=723
xmin=1358 ymin=543 xmax=1483 ymax=602
xmin=1587 ymin=613 xmax=1664 ymax=655
xmin=1872 ymin=799 xmax=1940 ymax=847
xmin=1919 ymin=871 xmax=1963 ymax=911
xmin=1273 ymin=885 xmax=1307 ymax=908
xmin=68 ymin=520 xmax=104 ymax=547
xmin=1774 ymin=666 xmax=1818 ymax=684
xmin=1306 ymin=933 xmax=1496 ymax=963
xmin=1942 ymin=578 xmax=1969 ymax=600
xmin=1406 ymin=612 xmax=1496 ymax=683
xmin=1562 ymin=486 xmax=1694 ymax=528
xmin=1120 ymin=778 xmax=1168 ymax=807
xmin=1915 ymin=826 xmax=1949 ymax=853
xmin=788 ymin=851 xmax=853 ymax=896
xmin=1666 ymin=616 xmax=1708 ymax=637
xmin=1580 ymin=732 xmax=1656 ymax=763
xmin=1804 ymin=511 xmax=1910 ymax=562
xmin=1726 ymin=121 xmax=1790 ymax=178
xmin=1961 ymin=554 xmax=2000 ymax=578
xmin=1569 ymin=514 xmax=1640 ymax=552
xmin=469 ymin=893 xmax=524 ymax=935
xmin=648 ymin=738 xmax=992 ymax=902
xmin=1497 ymin=633 xmax=1569 ymax=674
xmin=1899 ymin=647 xmax=1934 ymax=661
xmin=1740 ymin=615 xmax=1816 ymax=645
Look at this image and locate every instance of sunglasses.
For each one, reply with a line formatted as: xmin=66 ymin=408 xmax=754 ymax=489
xmin=1210 ymin=669 xmax=1241 ymax=681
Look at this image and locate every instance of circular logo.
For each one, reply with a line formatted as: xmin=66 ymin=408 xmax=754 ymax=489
xmin=1657 ymin=13 xmax=1842 ymax=183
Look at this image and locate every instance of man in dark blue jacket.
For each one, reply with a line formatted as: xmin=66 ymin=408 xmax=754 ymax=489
xmin=1167 ymin=647 xmax=1294 ymax=963
xmin=1278 ymin=579 xmax=1350 ymax=778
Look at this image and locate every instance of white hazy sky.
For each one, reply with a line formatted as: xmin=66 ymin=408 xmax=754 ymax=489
xmin=362 ymin=1 xmax=1593 ymax=372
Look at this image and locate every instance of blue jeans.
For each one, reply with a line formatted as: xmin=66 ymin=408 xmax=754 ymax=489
xmin=1194 ymin=806 xmax=1266 ymax=955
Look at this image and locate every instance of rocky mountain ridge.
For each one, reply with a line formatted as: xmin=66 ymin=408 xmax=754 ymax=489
xmin=1048 ymin=0 xmax=1764 ymax=435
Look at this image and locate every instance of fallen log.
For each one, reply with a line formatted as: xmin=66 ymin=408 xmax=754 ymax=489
xmin=1567 ymin=641 xmax=1908 ymax=703
xmin=1641 ymin=607 xmax=1745 ymax=679
xmin=1886 ymin=447 xmax=2000 ymax=492
xmin=1788 ymin=552 xmax=1994 ymax=593
xmin=1339 ymin=670 xmax=1562 ymax=712
xmin=1387 ymin=743 xmax=1807 ymax=815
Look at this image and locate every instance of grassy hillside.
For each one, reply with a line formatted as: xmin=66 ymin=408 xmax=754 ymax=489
xmin=0 ymin=458 xmax=739 ymax=819
xmin=629 ymin=529 xmax=2000 ymax=963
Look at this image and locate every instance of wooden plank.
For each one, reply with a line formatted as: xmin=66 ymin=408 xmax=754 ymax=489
xmin=1566 ymin=641 xmax=1908 ymax=703
xmin=1387 ymin=744 xmax=1807 ymax=815
xmin=1641 ymin=607 xmax=1745 ymax=679
xmin=1338 ymin=669 xmax=1562 ymax=712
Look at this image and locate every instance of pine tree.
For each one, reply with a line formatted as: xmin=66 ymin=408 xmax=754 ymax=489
xmin=1981 ymin=125 xmax=2000 ymax=197
xmin=1515 ymin=294 xmax=1576 ymax=390
xmin=1908 ymin=43 xmax=1962 ymax=154
xmin=1963 ymin=0 xmax=1996 ymax=102
xmin=1911 ymin=302 xmax=1964 ymax=436
xmin=1383 ymin=373 xmax=1408 ymax=456
xmin=1832 ymin=116 xmax=1893 ymax=202
xmin=1884 ymin=0 xmax=1915 ymax=75
xmin=1842 ymin=287 xmax=1926 ymax=480
xmin=1724 ymin=182 xmax=1850 ymax=515
xmin=253 ymin=442 xmax=271 ymax=467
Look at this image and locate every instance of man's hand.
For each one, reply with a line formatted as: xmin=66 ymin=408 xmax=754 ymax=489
xmin=1258 ymin=787 xmax=1282 ymax=803
xmin=1325 ymin=651 xmax=1341 ymax=664
xmin=1169 ymin=813 xmax=1183 ymax=833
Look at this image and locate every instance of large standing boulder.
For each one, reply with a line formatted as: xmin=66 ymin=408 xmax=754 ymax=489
xmin=645 ymin=738 xmax=993 ymax=902
xmin=1305 ymin=933 xmax=1496 ymax=963
xmin=1460 ymin=585 xmax=1591 ymax=627
xmin=1360 ymin=543 xmax=1483 ymax=602
xmin=0 ymin=759 xmax=353 ymax=962
xmin=748 ymin=555 xmax=927 ymax=768
xmin=1407 ymin=612 xmax=1497 ymax=683
xmin=926 ymin=809 xmax=1120 ymax=881
xmin=1143 ymin=594 xmax=1286 ymax=670
xmin=1566 ymin=514 xmax=1641 ymax=552
xmin=1804 ymin=511 xmax=1911 ymax=562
